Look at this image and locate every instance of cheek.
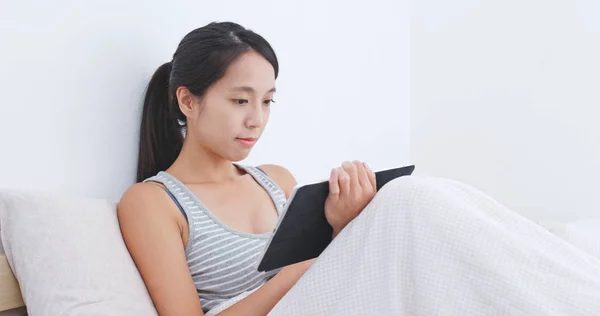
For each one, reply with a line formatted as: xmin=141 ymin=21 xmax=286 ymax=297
xmin=263 ymin=108 xmax=271 ymax=126
xmin=194 ymin=105 xmax=241 ymax=139
xmin=190 ymin=106 xmax=220 ymax=137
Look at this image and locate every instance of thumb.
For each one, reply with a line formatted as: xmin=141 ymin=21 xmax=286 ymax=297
xmin=366 ymin=163 xmax=377 ymax=192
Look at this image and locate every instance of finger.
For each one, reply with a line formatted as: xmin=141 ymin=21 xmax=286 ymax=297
xmin=328 ymin=168 xmax=340 ymax=200
xmin=342 ymin=161 xmax=359 ymax=193
xmin=354 ymin=160 xmax=370 ymax=191
xmin=338 ymin=167 xmax=351 ymax=197
xmin=364 ymin=162 xmax=377 ymax=192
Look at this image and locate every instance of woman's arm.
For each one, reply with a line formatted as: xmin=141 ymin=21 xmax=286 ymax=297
xmin=118 ymin=183 xmax=205 ymax=315
xmin=118 ymin=165 xmax=315 ymax=316
xmin=215 ymin=258 xmax=315 ymax=315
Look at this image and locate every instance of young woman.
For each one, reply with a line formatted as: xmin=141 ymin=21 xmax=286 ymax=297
xmin=118 ymin=21 xmax=376 ymax=315
xmin=118 ymin=22 xmax=600 ymax=316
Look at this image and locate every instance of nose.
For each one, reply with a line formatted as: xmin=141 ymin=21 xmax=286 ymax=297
xmin=245 ymin=102 xmax=264 ymax=129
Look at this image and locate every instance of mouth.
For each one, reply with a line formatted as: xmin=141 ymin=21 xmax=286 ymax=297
xmin=236 ymin=137 xmax=257 ymax=147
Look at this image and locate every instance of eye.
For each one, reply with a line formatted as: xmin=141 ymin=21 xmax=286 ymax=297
xmin=264 ymin=99 xmax=276 ymax=106
xmin=233 ymin=99 xmax=248 ymax=105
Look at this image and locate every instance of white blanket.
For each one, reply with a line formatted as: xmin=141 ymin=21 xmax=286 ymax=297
xmin=268 ymin=176 xmax=600 ymax=316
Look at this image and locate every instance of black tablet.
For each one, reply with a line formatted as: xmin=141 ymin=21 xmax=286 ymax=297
xmin=256 ymin=165 xmax=415 ymax=272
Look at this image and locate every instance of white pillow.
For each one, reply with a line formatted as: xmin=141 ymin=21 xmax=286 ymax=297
xmin=0 ymin=190 xmax=158 ymax=316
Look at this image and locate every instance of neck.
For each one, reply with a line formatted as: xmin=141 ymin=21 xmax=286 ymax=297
xmin=167 ymin=137 xmax=241 ymax=184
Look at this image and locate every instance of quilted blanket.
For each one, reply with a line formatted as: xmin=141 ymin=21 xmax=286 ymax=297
xmin=267 ymin=176 xmax=600 ymax=316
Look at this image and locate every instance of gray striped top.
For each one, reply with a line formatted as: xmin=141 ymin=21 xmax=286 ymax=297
xmin=144 ymin=164 xmax=286 ymax=314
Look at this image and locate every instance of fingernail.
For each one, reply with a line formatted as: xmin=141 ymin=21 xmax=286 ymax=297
xmin=363 ymin=162 xmax=371 ymax=170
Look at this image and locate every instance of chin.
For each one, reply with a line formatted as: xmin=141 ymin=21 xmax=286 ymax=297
xmin=228 ymin=150 xmax=251 ymax=162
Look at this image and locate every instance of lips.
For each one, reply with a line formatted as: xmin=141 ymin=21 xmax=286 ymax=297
xmin=236 ymin=137 xmax=257 ymax=147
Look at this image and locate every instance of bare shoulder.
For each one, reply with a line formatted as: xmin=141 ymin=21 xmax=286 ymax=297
xmin=117 ymin=182 xmax=183 ymax=226
xmin=257 ymin=164 xmax=297 ymax=198
xmin=119 ymin=182 xmax=166 ymax=213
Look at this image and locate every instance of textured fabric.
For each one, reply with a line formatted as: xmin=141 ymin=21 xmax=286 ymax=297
xmin=539 ymin=219 xmax=600 ymax=259
xmin=0 ymin=190 xmax=158 ymax=316
xmin=144 ymin=164 xmax=286 ymax=314
xmin=269 ymin=176 xmax=600 ymax=316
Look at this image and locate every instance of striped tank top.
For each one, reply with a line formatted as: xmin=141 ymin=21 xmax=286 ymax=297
xmin=144 ymin=164 xmax=286 ymax=314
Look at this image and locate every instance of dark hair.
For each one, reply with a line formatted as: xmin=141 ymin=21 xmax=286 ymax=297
xmin=136 ymin=22 xmax=279 ymax=182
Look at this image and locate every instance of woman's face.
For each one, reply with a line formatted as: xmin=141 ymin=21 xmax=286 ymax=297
xmin=181 ymin=50 xmax=276 ymax=162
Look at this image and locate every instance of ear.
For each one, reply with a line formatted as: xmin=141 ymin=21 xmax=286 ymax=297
xmin=175 ymin=86 xmax=199 ymax=118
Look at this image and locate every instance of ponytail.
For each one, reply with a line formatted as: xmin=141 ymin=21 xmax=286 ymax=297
xmin=136 ymin=62 xmax=184 ymax=182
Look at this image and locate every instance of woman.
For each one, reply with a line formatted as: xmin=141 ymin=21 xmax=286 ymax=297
xmin=118 ymin=22 xmax=600 ymax=316
xmin=118 ymin=21 xmax=376 ymax=315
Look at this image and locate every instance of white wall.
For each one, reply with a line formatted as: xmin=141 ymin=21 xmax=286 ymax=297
xmin=411 ymin=0 xmax=600 ymax=221
xmin=0 ymin=0 xmax=410 ymax=203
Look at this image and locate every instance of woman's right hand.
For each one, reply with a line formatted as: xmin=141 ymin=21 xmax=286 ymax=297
xmin=324 ymin=161 xmax=377 ymax=238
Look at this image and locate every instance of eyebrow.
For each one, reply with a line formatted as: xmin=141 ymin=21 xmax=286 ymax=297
xmin=231 ymin=86 xmax=276 ymax=93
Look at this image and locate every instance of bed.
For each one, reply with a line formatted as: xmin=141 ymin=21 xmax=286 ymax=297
xmin=1 ymin=181 xmax=599 ymax=315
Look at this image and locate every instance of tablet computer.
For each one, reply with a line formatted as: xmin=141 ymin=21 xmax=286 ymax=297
xmin=256 ymin=165 xmax=415 ymax=272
